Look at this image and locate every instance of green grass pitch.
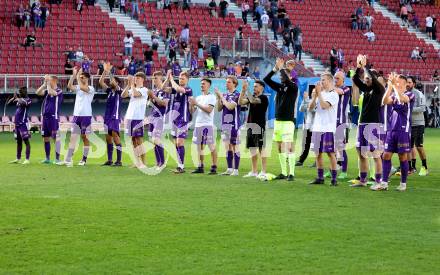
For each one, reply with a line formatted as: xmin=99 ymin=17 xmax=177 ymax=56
xmin=0 ymin=129 xmax=439 ymax=274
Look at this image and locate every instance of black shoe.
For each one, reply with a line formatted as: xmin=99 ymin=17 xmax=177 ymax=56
xmin=295 ymin=161 xmax=303 ymax=167
xmin=287 ymin=174 xmax=295 ymax=181
xmin=113 ymin=161 xmax=122 ymax=167
xmin=309 ymin=178 xmax=324 ymax=185
xmin=173 ymin=167 xmax=185 ymax=174
xmin=330 ymin=180 xmax=338 ymax=186
xmin=275 ymin=174 xmax=287 ymax=180
xmin=192 ymin=167 xmax=204 ymax=174
xmin=102 ymin=160 xmax=113 ymax=166
xmin=208 ymin=168 xmax=217 ymax=175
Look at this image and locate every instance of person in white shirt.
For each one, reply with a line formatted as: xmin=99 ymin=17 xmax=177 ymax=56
xmin=261 ymin=12 xmax=270 ymax=37
xmin=426 ymin=15 xmax=433 ymax=39
xmin=411 ymin=47 xmax=421 ymax=59
xmin=122 ymin=72 xmax=149 ymax=168
xmin=308 ymin=72 xmax=340 ymax=186
xmin=189 ymin=78 xmax=218 ymax=174
xmin=58 ymin=68 xmax=95 ymax=167
xmin=363 ymin=30 xmax=375 ymax=42
xmin=75 ymin=47 xmax=84 ymax=62
xmin=123 ymin=33 xmax=134 ymax=56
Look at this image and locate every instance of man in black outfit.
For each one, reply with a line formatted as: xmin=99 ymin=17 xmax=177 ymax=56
xmin=350 ymin=54 xmax=385 ymax=189
xmin=239 ymin=80 xmax=269 ymax=179
xmin=263 ymin=58 xmax=299 ymax=181
xmin=21 ymin=32 xmax=37 ymax=50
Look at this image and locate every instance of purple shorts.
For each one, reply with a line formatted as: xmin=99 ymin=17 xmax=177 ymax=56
xmin=148 ymin=117 xmax=164 ymax=139
xmin=72 ymin=116 xmax=92 ymax=135
xmin=126 ymin=119 xmax=144 ymax=137
xmin=311 ymin=132 xmax=335 ymax=153
xmin=221 ymin=124 xmax=240 ymax=145
xmin=356 ymin=123 xmax=384 ymax=154
xmin=15 ymin=124 xmax=31 ymax=140
xmin=171 ymin=123 xmax=189 ymax=139
xmin=192 ymin=125 xmax=215 ymax=145
xmin=105 ymin=119 xmax=120 ymax=134
xmin=384 ymin=130 xmax=411 ymax=154
xmin=41 ymin=116 xmax=59 ymax=138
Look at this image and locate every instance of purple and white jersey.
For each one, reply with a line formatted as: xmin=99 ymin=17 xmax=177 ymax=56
xmin=42 ymin=88 xmax=63 ymax=119
xmin=104 ymin=87 xmax=122 ymax=121
xmin=170 ymin=87 xmax=192 ymax=126
xmin=336 ymin=86 xmax=351 ymax=126
xmin=388 ymin=91 xmax=415 ymax=132
xmin=221 ymin=90 xmax=240 ymax=129
xmin=381 ymin=103 xmax=393 ymax=132
xmin=149 ymin=89 xmax=169 ymax=118
xmin=14 ymin=97 xmax=32 ymax=125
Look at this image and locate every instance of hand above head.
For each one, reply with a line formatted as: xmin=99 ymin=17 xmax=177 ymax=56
xmin=242 ymin=80 xmax=248 ymax=91
xmin=103 ymin=61 xmax=112 ymax=73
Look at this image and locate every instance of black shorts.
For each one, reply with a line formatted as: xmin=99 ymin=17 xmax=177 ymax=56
xmin=426 ymin=26 xmax=432 ymax=33
xmin=411 ymin=125 xmax=424 ymax=148
xmin=246 ymin=127 xmax=266 ymax=149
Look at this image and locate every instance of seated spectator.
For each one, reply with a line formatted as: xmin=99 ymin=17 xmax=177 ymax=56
xmin=411 ymin=47 xmax=421 ymax=59
xmin=191 ymin=67 xmax=201 ymax=77
xmin=363 ymin=29 xmax=376 ymax=42
xmin=420 ymin=48 xmax=427 ymax=63
xmin=76 ymin=47 xmax=84 ymax=62
xmin=205 ymin=54 xmax=215 ymax=71
xmin=241 ymin=62 xmax=250 ymax=77
xmin=21 ymin=32 xmax=37 ymax=50
xmin=253 ymin=66 xmax=260 ymax=79
xmin=234 ymin=61 xmax=243 ymax=76
xmin=226 ymin=62 xmax=235 ymax=75
xmin=127 ymin=56 xmax=137 ymax=75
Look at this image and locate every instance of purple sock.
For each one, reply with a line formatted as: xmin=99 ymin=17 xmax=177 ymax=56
xmin=154 ymin=145 xmax=161 ymax=166
xmin=360 ymin=172 xmax=368 ymax=183
xmin=24 ymin=140 xmax=30 ymax=160
xmin=177 ymin=146 xmax=185 ymax=166
xmin=158 ymin=145 xmax=164 ymax=166
xmin=318 ymin=168 xmax=324 ymax=180
xmin=226 ymin=151 xmax=233 ymax=169
xmin=66 ymin=147 xmax=74 ymax=162
xmin=382 ymin=159 xmax=391 ymax=183
xmin=331 ymin=170 xmax=337 ymax=182
xmin=44 ymin=141 xmax=50 ymax=160
xmin=82 ymin=146 xmax=90 ymax=162
xmin=341 ymin=150 xmax=348 ymax=172
xmin=234 ymin=152 xmax=240 ymax=170
xmin=375 ymin=173 xmax=381 ymax=183
xmin=400 ymin=160 xmax=409 ymax=184
xmin=107 ymin=143 xmax=114 ymax=162
xmin=55 ymin=139 xmax=61 ymax=161
xmin=17 ymin=139 xmax=23 ymax=160
xmin=116 ymin=144 xmax=122 ymax=162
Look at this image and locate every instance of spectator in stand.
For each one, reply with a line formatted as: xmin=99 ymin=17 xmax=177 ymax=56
xmin=351 ymin=13 xmax=357 ymax=30
xmin=365 ymin=12 xmax=374 ymax=30
xmin=433 ymin=16 xmax=437 ymax=41
xmin=131 ymin=0 xmax=139 ymax=19
xmin=190 ymin=54 xmax=198 ymax=71
xmin=236 ymin=26 xmax=244 ymax=52
xmin=151 ymin=29 xmax=160 ymax=51
xmin=66 ymin=47 xmax=76 ymax=61
xmin=64 ymin=60 xmax=73 ymax=75
xmin=433 ymin=70 xmax=440 ymax=81
xmin=128 ymin=56 xmax=137 ymax=75
xmin=210 ymin=41 xmax=220 ymax=65
xmin=330 ymin=47 xmax=338 ymax=75
xmin=76 ymin=47 xmax=84 ymax=62
xmin=294 ymin=33 xmax=303 ymax=61
xmin=21 ymin=31 xmax=37 ymax=50
xmin=241 ymin=62 xmax=250 ymax=77
xmin=40 ymin=4 xmax=49 ymax=29
xmin=183 ymin=44 xmax=191 ymax=68
xmin=120 ymin=0 xmax=126 ymax=14
xmin=168 ymin=36 xmax=177 ymax=62
xmin=209 ymin=0 xmax=217 ymax=17
xmin=411 ymin=47 xmax=421 ymax=60
xmin=205 ymin=54 xmax=215 ymax=72
xmin=96 ymin=60 xmax=104 ymax=76
xmin=272 ymin=14 xmax=280 ymax=40
xmin=261 ymin=11 xmax=269 ymax=37
xmin=172 ymin=60 xmax=182 ymax=76
xmin=81 ymin=56 xmax=93 ymax=73
xmin=241 ymin=0 xmax=250 ymax=24
xmin=400 ymin=4 xmax=409 ymax=27
xmin=180 ymin=23 xmax=190 ymax=44
xmin=277 ymin=4 xmax=286 ymax=29
xmin=412 ymin=12 xmax=419 ymax=29
xmin=77 ymin=0 xmax=83 ymax=14
xmin=363 ymin=29 xmax=376 ymax=42
xmin=234 ymin=61 xmax=243 ymax=77
xmin=33 ymin=2 xmax=42 ymax=29
xmin=337 ymin=48 xmax=344 ymax=68
xmin=282 ymin=30 xmax=290 ymax=54
xmin=197 ymin=38 xmax=204 ymax=59
xmin=108 ymin=0 xmax=115 ymax=12
xmin=123 ymin=33 xmax=134 ymax=56
xmin=182 ymin=0 xmax=190 ymax=12
xmin=253 ymin=66 xmax=260 ymax=79
xmin=24 ymin=6 xmax=31 ymax=30
xmin=16 ymin=4 xmax=25 ymax=29
xmin=227 ymin=62 xmax=235 ymax=75
xmin=420 ymin=48 xmax=427 ymax=63
xmin=144 ymin=44 xmax=154 ymax=64
xmin=219 ymin=0 xmax=229 ymax=20
xmin=426 ymin=14 xmax=433 ymax=39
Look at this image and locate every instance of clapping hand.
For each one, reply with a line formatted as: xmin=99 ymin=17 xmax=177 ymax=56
xmin=103 ymin=62 xmax=112 ymax=73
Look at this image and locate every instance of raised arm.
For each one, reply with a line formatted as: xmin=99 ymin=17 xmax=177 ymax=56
xmin=308 ymin=88 xmax=318 ymax=111
xmin=147 ymin=90 xmax=169 ymax=107
xmin=36 ymin=75 xmax=49 ymax=96
xmin=67 ymin=67 xmax=78 ymax=92
xmin=121 ymin=76 xmax=133 ymax=98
